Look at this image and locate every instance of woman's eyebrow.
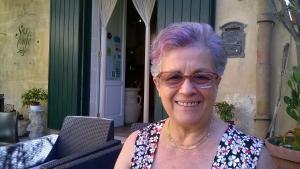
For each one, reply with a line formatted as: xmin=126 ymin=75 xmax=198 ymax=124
xmin=160 ymin=68 xmax=213 ymax=74
xmin=160 ymin=69 xmax=181 ymax=73
xmin=192 ymin=68 xmax=213 ymax=73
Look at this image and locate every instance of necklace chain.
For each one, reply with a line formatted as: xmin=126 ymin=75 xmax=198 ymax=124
xmin=166 ymin=120 xmax=210 ymax=150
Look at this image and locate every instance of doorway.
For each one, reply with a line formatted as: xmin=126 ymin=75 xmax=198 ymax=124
xmin=125 ymin=0 xmax=157 ymax=123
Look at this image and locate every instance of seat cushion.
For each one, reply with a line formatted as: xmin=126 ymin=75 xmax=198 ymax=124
xmin=0 ymin=134 xmax=58 ymax=169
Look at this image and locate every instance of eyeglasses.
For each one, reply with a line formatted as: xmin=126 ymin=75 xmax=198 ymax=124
xmin=156 ymin=71 xmax=219 ymax=89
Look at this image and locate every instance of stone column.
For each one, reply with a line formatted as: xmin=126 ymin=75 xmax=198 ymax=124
xmin=255 ymin=0 xmax=274 ymax=138
xmin=27 ymin=107 xmax=45 ymax=138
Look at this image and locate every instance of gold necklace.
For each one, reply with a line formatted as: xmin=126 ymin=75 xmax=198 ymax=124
xmin=166 ymin=120 xmax=210 ymax=150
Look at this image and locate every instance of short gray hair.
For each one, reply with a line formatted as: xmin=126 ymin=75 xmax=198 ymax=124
xmin=150 ymin=22 xmax=227 ymax=77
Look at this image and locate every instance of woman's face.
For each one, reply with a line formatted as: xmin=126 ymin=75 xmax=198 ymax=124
xmin=154 ymin=46 xmax=220 ymax=126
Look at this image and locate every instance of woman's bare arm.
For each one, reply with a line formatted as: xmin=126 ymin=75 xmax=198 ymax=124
xmin=114 ymin=131 xmax=138 ymax=169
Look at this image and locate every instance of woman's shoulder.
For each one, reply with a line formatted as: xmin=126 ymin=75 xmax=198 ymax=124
xmin=114 ymin=130 xmax=139 ymax=169
xmin=222 ymin=124 xmax=264 ymax=156
xmin=212 ymin=124 xmax=265 ymax=168
xmin=223 ymin=126 xmax=277 ymax=168
xmin=225 ymin=124 xmax=264 ymax=146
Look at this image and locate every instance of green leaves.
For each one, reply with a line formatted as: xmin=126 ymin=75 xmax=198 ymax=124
xmin=292 ymin=90 xmax=299 ymax=100
xmin=286 ymin=0 xmax=297 ymax=12
xmin=21 ymin=88 xmax=48 ymax=107
xmin=215 ymin=101 xmax=235 ymax=122
xmin=287 ymin=108 xmax=299 ymax=121
xmin=284 ymin=66 xmax=300 ymax=124
xmin=288 ymin=79 xmax=293 ymax=89
xmin=284 ymin=96 xmax=294 ymax=108
xmin=292 ymin=66 xmax=300 ymax=81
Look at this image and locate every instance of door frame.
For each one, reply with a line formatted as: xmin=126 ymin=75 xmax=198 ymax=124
xmin=89 ymin=0 xmax=127 ymax=127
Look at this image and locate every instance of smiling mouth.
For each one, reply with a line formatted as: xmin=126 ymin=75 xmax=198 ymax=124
xmin=175 ymin=101 xmax=200 ymax=107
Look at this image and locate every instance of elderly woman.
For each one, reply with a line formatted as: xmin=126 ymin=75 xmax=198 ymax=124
xmin=115 ymin=22 xmax=276 ymax=169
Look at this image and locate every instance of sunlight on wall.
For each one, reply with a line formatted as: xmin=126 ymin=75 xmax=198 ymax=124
xmin=0 ymin=0 xmax=50 ymax=115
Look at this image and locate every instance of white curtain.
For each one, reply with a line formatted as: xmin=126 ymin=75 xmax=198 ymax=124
xmin=98 ymin=0 xmax=118 ymax=117
xmin=132 ymin=0 xmax=156 ymax=123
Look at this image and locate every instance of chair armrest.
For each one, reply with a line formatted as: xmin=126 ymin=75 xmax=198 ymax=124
xmin=0 ymin=134 xmax=58 ymax=169
xmin=40 ymin=139 xmax=121 ymax=169
xmin=53 ymin=144 xmax=123 ymax=169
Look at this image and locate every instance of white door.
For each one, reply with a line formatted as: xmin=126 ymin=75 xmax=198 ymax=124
xmin=104 ymin=0 xmax=126 ymax=126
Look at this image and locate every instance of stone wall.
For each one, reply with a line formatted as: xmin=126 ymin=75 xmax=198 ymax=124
xmin=215 ymin=0 xmax=297 ymax=136
xmin=0 ymin=0 xmax=49 ymax=115
xmin=215 ymin=0 xmax=258 ymax=135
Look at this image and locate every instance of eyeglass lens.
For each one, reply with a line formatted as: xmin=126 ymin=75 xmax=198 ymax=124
xmin=158 ymin=71 xmax=218 ymax=88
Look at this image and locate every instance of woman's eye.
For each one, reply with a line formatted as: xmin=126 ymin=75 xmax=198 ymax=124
xmin=193 ymin=74 xmax=212 ymax=82
xmin=166 ymin=74 xmax=182 ymax=81
xmin=164 ymin=73 xmax=183 ymax=83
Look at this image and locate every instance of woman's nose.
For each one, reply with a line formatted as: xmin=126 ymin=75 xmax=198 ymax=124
xmin=178 ymin=79 xmax=197 ymax=95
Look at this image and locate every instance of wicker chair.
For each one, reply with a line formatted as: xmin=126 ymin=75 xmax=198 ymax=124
xmin=40 ymin=116 xmax=119 ymax=168
xmin=49 ymin=116 xmax=114 ymax=157
xmin=0 ymin=112 xmax=18 ymax=145
xmin=0 ymin=116 xmax=122 ymax=169
xmin=130 ymin=122 xmax=150 ymax=133
xmin=49 ymin=144 xmax=123 ymax=169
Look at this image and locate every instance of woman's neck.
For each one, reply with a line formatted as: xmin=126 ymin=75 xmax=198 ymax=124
xmin=165 ymin=117 xmax=213 ymax=149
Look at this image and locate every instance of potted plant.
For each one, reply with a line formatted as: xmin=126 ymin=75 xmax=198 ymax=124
xmin=266 ymin=66 xmax=300 ymax=168
xmin=21 ymin=88 xmax=48 ymax=112
xmin=215 ymin=101 xmax=235 ymax=124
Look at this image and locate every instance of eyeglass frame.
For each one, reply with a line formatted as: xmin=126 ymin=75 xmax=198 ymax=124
xmin=154 ymin=71 xmax=220 ymax=89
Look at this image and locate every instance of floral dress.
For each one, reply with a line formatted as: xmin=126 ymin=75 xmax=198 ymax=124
xmin=131 ymin=120 xmax=264 ymax=169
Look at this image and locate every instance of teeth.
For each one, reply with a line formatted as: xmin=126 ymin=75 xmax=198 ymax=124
xmin=176 ymin=101 xmax=199 ymax=107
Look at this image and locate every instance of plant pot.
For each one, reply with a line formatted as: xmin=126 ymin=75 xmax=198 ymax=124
xmin=28 ymin=105 xmax=45 ymax=138
xmin=124 ymin=88 xmax=142 ymax=123
xmin=225 ymin=120 xmax=235 ymax=125
xmin=30 ymin=105 xmax=43 ymax=112
xmin=266 ymin=137 xmax=300 ymax=169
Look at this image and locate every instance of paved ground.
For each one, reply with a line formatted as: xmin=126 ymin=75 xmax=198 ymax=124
xmin=114 ymin=123 xmax=131 ymax=143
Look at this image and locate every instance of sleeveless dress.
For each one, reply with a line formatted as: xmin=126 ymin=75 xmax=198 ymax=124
xmin=131 ymin=120 xmax=264 ymax=169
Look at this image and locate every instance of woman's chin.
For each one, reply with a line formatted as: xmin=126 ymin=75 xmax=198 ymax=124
xmin=173 ymin=114 xmax=202 ymax=125
xmin=171 ymin=109 xmax=211 ymax=125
